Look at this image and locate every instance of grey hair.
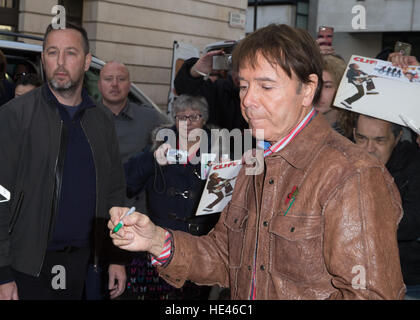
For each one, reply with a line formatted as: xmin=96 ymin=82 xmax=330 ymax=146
xmin=171 ymin=94 xmax=209 ymax=122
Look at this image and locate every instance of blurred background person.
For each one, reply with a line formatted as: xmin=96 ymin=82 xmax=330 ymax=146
xmin=0 ymin=50 xmax=15 ymax=107
xmin=14 ymin=73 xmax=42 ymax=97
xmin=174 ymin=49 xmax=247 ymax=132
xmin=12 ymin=62 xmax=32 ymax=83
xmin=98 ymin=61 xmax=168 ymax=164
xmin=315 ymin=54 xmax=355 ymax=139
xmin=88 ymin=61 xmax=167 ymax=300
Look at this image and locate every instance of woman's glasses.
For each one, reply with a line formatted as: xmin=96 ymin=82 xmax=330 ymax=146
xmin=175 ymin=114 xmax=202 ymax=122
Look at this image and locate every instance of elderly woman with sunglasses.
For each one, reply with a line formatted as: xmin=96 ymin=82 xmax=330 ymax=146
xmin=123 ymin=94 xmax=228 ymax=299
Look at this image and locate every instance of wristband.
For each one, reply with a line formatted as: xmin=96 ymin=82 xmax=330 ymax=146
xmin=192 ymin=66 xmax=208 ymax=78
xmin=150 ymin=230 xmax=172 ymax=266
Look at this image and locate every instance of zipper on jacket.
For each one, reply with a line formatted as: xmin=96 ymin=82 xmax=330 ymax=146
xmin=37 ymin=120 xmax=63 ymax=276
xmin=80 ymin=120 xmax=99 ymax=270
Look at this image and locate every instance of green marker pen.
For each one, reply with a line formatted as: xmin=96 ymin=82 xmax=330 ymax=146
xmin=113 ymin=206 xmax=136 ymax=233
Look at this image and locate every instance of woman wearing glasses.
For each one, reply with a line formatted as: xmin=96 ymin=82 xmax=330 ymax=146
xmin=123 ymin=94 xmax=227 ymax=300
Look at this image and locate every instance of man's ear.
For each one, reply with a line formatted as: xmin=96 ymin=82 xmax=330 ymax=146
xmin=302 ymin=73 xmax=318 ymax=107
xmin=84 ymin=53 xmax=92 ymax=72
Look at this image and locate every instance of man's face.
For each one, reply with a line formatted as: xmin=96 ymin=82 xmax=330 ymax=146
xmin=316 ymin=71 xmax=336 ymax=114
xmin=238 ymin=52 xmax=316 ymax=143
xmin=353 ymin=115 xmax=401 ymax=164
xmin=317 ymin=27 xmax=333 ymax=46
xmin=42 ymin=28 xmax=91 ymax=93
xmin=13 ymin=64 xmax=29 ymax=82
xmin=98 ymin=62 xmax=131 ymax=105
xmin=175 ymin=107 xmax=205 ymax=142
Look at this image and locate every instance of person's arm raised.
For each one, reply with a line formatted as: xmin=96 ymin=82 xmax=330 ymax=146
xmin=190 ymin=49 xmax=224 ymax=78
xmin=388 ymin=52 xmax=419 ymax=68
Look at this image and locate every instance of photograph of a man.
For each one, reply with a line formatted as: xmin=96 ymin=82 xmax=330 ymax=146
xmin=341 ymin=63 xmax=378 ymax=109
xmin=203 ymin=173 xmax=233 ymax=212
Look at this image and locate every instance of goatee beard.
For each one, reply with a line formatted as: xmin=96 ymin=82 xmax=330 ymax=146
xmin=49 ymin=77 xmax=81 ymax=97
xmin=50 ymin=78 xmax=75 ymax=91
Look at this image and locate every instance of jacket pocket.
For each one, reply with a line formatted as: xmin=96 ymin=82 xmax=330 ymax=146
xmin=223 ymin=204 xmax=248 ymax=268
xmin=8 ymin=191 xmax=24 ymax=235
xmin=269 ymin=214 xmax=324 ymax=282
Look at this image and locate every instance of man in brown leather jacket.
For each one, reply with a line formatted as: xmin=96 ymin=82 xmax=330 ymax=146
xmin=108 ymin=24 xmax=405 ymax=300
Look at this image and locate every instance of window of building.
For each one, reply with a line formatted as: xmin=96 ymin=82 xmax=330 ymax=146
xmin=58 ymin=0 xmax=83 ymax=26
xmin=0 ymin=0 xmax=18 ymax=40
xmin=296 ymin=1 xmax=309 ymax=30
xmin=248 ymin=0 xmax=309 ymax=30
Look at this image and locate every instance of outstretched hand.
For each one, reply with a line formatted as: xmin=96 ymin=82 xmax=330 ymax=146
xmin=108 ymin=207 xmax=167 ymax=256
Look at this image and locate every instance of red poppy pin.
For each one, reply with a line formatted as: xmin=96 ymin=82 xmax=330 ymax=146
xmin=284 ymin=186 xmax=299 ymax=216
xmin=285 ymin=185 xmax=299 ymax=205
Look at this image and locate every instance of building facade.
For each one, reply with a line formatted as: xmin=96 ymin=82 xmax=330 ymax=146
xmin=1 ymin=0 xmax=247 ymax=111
xmin=2 ymin=0 xmax=419 ymax=109
xmin=247 ymin=0 xmax=420 ymax=63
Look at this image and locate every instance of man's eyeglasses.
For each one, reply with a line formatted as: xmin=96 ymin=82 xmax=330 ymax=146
xmin=175 ymin=114 xmax=202 ymax=122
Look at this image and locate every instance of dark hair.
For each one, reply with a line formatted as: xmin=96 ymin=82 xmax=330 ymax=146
xmin=43 ymin=22 xmax=90 ymax=54
xmin=232 ymin=24 xmax=324 ymax=104
xmin=355 ymin=113 xmax=402 ymax=138
xmin=15 ymin=73 xmax=42 ymax=87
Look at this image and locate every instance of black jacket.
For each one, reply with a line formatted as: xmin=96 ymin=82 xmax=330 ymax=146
xmin=386 ymin=140 xmax=420 ymax=285
xmin=174 ymin=58 xmax=248 ymax=132
xmin=124 ymin=125 xmax=221 ymax=235
xmin=0 ymin=85 xmax=126 ymax=282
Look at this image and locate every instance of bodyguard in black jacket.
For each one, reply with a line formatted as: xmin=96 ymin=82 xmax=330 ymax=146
xmin=0 ymin=23 xmax=126 ymax=300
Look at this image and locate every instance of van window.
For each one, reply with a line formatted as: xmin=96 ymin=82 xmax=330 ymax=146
xmin=84 ymin=67 xmax=101 ymax=103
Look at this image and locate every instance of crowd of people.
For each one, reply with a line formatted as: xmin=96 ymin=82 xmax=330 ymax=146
xmin=0 ymin=20 xmax=419 ymax=301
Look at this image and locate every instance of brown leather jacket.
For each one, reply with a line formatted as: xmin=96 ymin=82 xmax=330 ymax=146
xmin=158 ymin=114 xmax=405 ymax=299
